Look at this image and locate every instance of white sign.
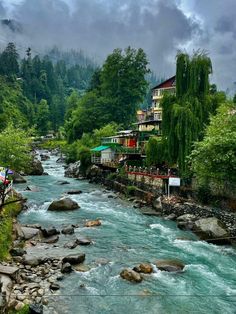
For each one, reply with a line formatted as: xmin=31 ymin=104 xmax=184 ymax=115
xmin=169 ymin=177 xmax=181 ymax=186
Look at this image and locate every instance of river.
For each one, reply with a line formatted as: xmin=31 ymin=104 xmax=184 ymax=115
xmin=16 ymin=152 xmax=236 ymax=314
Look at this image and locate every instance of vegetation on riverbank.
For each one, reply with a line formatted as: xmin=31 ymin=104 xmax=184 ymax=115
xmin=8 ymin=304 xmax=29 ymax=314
xmin=0 ymin=196 xmax=22 ymax=261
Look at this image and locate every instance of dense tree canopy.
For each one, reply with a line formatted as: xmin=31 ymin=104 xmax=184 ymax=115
xmin=160 ymin=51 xmax=225 ymax=175
xmin=190 ymin=101 xmax=236 ymax=187
xmin=0 ymin=124 xmax=32 ymax=172
xmin=66 ymin=47 xmax=149 ymax=142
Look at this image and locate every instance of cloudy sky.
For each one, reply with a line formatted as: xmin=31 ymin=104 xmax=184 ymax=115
xmin=0 ymin=0 xmax=235 ymax=91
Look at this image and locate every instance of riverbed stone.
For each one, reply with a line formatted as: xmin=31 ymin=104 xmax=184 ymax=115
xmin=29 ymin=303 xmax=43 ymax=314
xmin=120 ymin=269 xmax=143 ymax=283
xmin=21 ymin=227 xmax=40 ymax=240
xmin=56 ymin=180 xmax=70 ymax=185
xmin=133 ymin=263 xmax=153 ymax=274
xmin=23 ymin=256 xmax=41 ymax=267
xmin=50 ymin=283 xmax=60 ymax=290
xmin=62 ymin=254 xmax=85 ymax=265
xmin=84 ymin=219 xmax=101 ymax=227
xmin=42 ymin=235 xmax=59 ymax=244
xmin=62 ymin=226 xmax=74 ymax=235
xmin=193 ymin=217 xmax=229 ymax=241
xmin=76 ymin=237 xmax=92 ymax=246
xmin=64 ymin=240 xmax=78 ymax=249
xmin=66 ymin=190 xmax=82 ymax=195
xmin=152 ymin=196 xmax=162 ymax=211
xmin=41 ymin=226 xmax=60 ymax=237
xmin=13 ymin=172 xmax=27 ymax=183
xmin=10 ymin=248 xmax=26 ymax=257
xmin=61 ymin=263 xmax=72 ymax=273
xmin=155 ymin=259 xmax=185 ymax=272
xmin=177 ymin=214 xmax=197 ymax=222
xmin=27 ymin=159 xmax=44 ymax=176
xmin=15 ymin=301 xmax=25 ymax=310
xmin=48 ymin=198 xmax=80 ymax=211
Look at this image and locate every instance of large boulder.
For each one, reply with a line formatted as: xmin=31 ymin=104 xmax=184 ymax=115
xmin=156 ymin=259 xmax=185 ymax=272
xmin=41 ymin=226 xmax=60 ymax=237
xmin=41 ymin=235 xmax=59 ymax=244
xmin=20 ymin=227 xmax=40 ymax=240
xmin=64 ymin=161 xmax=81 ymax=178
xmin=193 ymin=217 xmax=229 ymax=243
xmin=61 ymin=262 xmax=72 ymax=273
xmin=22 ymin=256 xmax=41 ymax=267
xmin=62 ymin=254 xmax=85 ymax=265
xmin=152 ymin=197 xmax=162 ymax=211
xmin=48 ymin=198 xmax=80 ymax=211
xmin=177 ymin=214 xmax=198 ymax=231
xmin=120 ymin=269 xmax=143 ymax=283
xmin=27 ymin=160 xmax=44 ymax=175
xmin=62 ymin=226 xmax=74 ymax=235
xmin=13 ymin=172 xmax=27 ymax=184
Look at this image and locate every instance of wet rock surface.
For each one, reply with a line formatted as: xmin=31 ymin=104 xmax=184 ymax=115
xmin=155 ymin=259 xmax=185 ymax=272
xmin=48 ymin=198 xmax=80 ymax=211
xmin=84 ymin=219 xmax=101 ymax=227
xmin=120 ymin=269 xmax=143 ymax=283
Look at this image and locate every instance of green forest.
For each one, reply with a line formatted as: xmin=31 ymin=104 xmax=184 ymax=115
xmin=0 ymin=42 xmax=235 ymax=197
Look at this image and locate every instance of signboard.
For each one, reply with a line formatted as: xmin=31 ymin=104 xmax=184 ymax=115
xmin=169 ymin=177 xmax=181 ymax=187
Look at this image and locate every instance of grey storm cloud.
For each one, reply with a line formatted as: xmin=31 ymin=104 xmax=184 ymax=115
xmin=0 ymin=1 xmax=6 ymax=18
xmin=182 ymin=0 xmax=236 ymax=92
xmin=0 ymin=0 xmax=236 ymax=91
xmin=0 ymin=0 xmax=199 ymax=78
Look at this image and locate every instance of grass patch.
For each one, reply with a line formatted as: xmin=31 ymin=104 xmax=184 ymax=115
xmin=8 ymin=304 xmax=30 ymax=314
xmin=0 ymin=197 xmax=22 ymax=261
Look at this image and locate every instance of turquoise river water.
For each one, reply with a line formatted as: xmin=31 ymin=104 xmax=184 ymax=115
xmin=16 ymin=152 xmax=236 ymax=314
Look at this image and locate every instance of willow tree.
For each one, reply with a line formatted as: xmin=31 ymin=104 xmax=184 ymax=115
xmin=161 ymin=51 xmax=214 ymax=175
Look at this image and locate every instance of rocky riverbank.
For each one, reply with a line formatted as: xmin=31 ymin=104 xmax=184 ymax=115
xmin=65 ymin=163 xmax=236 ymax=245
xmin=0 ymin=215 xmax=97 ymax=313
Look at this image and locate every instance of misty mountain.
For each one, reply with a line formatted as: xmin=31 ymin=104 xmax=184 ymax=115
xmin=0 ymin=19 xmax=22 ymax=33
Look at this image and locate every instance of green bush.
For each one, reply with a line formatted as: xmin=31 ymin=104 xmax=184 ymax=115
xmin=8 ymin=304 xmax=30 ymax=314
xmin=0 ymin=197 xmax=22 ymax=261
xmin=107 ymin=173 xmax=117 ymax=180
xmin=126 ymin=185 xmax=137 ymax=196
xmin=195 ymin=184 xmax=212 ymax=204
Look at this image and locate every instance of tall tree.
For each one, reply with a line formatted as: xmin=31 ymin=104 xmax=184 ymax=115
xmin=161 ymin=51 xmax=218 ymax=174
xmin=36 ymin=99 xmax=50 ymax=135
xmin=0 ymin=42 xmax=19 ymax=77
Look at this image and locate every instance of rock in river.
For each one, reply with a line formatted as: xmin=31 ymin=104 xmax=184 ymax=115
xmin=193 ymin=217 xmax=229 ymax=243
xmin=41 ymin=235 xmax=59 ymax=244
xmin=133 ymin=263 xmax=153 ymax=274
xmin=120 ymin=269 xmax=143 ymax=283
xmin=84 ymin=219 xmax=101 ymax=227
xmin=76 ymin=237 xmax=91 ymax=246
xmin=48 ymin=198 xmax=80 ymax=211
xmin=61 ymin=262 xmax=72 ymax=273
xmin=41 ymin=226 xmax=60 ymax=237
xmin=62 ymin=226 xmax=74 ymax=235
xmin=13 ymin=172 xmax=27 ymax=184
xmin=62 ymin=254 xmax=85 ymax=265
xmin=27 ymin=159 xmax=44 ymax=176
xmin=155 ymin=259 xmax=185 ymax=272
xmin=66 ymin=190 xmax=82 ymax=195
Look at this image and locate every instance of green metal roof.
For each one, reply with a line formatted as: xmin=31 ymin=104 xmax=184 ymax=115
xmin=91 ymin=145 xmax=110 ymax=152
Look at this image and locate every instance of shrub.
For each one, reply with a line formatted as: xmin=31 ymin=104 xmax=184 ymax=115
xmin=126 ymin=185 xmax=137 ymax=196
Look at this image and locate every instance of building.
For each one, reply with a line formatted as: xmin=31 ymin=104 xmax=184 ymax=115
xmin=91 ymin=130 xmax=142 ymax=167
xmin=135 ymin=76 xmax=176 ymax=150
